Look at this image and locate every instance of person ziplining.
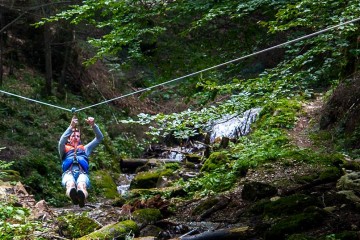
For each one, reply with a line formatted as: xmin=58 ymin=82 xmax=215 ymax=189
xmin=58 ymin=115 xmax=104 ymax=207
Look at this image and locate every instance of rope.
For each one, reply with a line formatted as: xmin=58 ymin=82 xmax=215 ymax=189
xmin=1 ymin=17 xmax=360 ymax=113
xmin=0 ymin=90 xmax=71 ymax=112
xmin=76 ymin=17 xmax=360 ymax=112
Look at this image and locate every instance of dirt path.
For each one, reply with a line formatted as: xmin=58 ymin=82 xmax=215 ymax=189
xmin=288 ymin=94 xmax=324 ymax=149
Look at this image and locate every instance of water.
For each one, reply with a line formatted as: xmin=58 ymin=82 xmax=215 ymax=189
xmin=209 ymin=108 xmax=262 ymax=143
xmin=117 ymin=174 xmax=135 ymax=196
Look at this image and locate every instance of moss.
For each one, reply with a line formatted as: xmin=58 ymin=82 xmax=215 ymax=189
xmin=293 ymin=166 xmax=341 ymax=185
xmin=287 ymin=233 xmax=315 ymax=240
xmin=256 ymin=99 xmax=301 ymax=129
xmin=318 ymin=166 xmax=342 ymax=182
xmin=322 ymin=231 xmax=359 ymax=240
xmin=192 ymin=197 xmax=219 ymax=216
xmin=130 ymin=170 xmax=161 ymax=189
xmin=201 ymin=151 xmax=229 ymax=172
xmin=160 ymin=168 xmax=174 ymax=177
xmin=132 ymin=208 xmax=162 ymax=225
xmin=164 ymin=162 xmax=181 ymax=171
xmin=185 ymin=160 xmax=196 ymax=169
xmin=341 ymin=161 xmax=360 ymax=171
xmin=251 ymin=194 xmax=321 ymax=217
xmin=264 ymin=208 xmax=326 ymax=240
xmin=293 ymin=173 xmax=319 ymax=184
xmin=78 ymin=220 xmax=139 ymax=240
xmin=57 ymin=213 xmax=101 ymax=239
xmin=91 ymin=170 xmax=119 ymax=199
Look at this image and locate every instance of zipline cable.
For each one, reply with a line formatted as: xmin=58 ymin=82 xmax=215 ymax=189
xmin=0 ymin=89 xmax=71 ymax=112
xmin=1 ymin=17 xmax=360 ymax=113
xmin=76 ymin=17 xmax=360 ymax=112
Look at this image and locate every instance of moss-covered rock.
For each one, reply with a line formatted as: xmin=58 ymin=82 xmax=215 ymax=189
xmin=250 ymin=194 xmax=321 ymax=217
xmin=91 ymin=170 xmax=119 ymax=199
xmin=201 ymin=151 xmax=229 ymax=172
xmin=132 ymin=208 xmax=162 ymax=225
xmin=264 ymin=207 xmax=326 ymax=240
xmin=130 ymin=166 xmax=178 ymax=190
xmin=57 ymin=213 xmax=101 ymax=239
xmin=318 ymin=166 xmax=342 ymax=182
xmin=78 ymin=220 xmax=139 ymax=240
xmin=130 ymin=170 xmax=161 ymax=189
xmin=318 ymin=231 xmax=360 ymax=240
xmin=337 ymin=172 xmax=360 ymax=191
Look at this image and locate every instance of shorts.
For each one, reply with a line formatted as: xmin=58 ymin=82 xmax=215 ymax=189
xmin=61 ymin=165 xmax=90 ymax=188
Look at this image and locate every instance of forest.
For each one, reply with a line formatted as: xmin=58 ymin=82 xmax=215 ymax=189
xmin=1 ymin=0 xmax=360 ymax=239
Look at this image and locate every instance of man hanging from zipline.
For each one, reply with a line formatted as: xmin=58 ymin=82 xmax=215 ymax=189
xmin=58 ymin=116 xmax=103 ymax=207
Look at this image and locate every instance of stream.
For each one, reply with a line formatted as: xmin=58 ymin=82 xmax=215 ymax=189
xmin=112 ymin=108 xmax=262 ymax=238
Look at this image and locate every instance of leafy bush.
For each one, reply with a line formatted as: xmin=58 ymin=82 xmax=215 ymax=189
xmin=0 ymin=202 xmax=41 ymax=240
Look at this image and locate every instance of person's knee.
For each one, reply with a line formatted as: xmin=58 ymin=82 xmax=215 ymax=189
xmin=77 ymin=182 xmax=87 ymax=189
xmin=66 ymin=181 xmax=76 ymax=188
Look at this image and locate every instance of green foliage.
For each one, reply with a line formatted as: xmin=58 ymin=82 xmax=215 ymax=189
xmin=176 ymin=165 xmax=237 ymax=197
xmin=0 ymin=160 xmax=14 ymax=180
xmin=112 ymin=133 xmax=148 ymax=159
xmin=0 ymin=202 xmax=41 ymax=240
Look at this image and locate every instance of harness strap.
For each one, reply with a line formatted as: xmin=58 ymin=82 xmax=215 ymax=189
xmin=67 ymin=162 xmax=86 ymax=175
xmin=73 ymin=147 xmax=78 ymax=164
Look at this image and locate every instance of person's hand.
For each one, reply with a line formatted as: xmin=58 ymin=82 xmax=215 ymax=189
xmin=85 ymin=117 xmax=95 ymax=126
xmin=70 ymin=117 xmax=78 ymax=128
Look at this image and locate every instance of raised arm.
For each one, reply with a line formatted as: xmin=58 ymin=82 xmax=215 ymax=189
xmin=58 ymin=117 xmax=78 ymax=158
xmin=84 ymin=117 xmax=104 ymax=155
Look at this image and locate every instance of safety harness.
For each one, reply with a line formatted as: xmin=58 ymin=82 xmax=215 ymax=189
xmin=63 ymin=144 xmax=89 ymax=179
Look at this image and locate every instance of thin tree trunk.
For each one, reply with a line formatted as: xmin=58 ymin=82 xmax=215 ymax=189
xmin=43 ymin=23 xmax=52 ymax=95
xmin=42 ymin=1 xmax=52 ymax=96
xmin=0 ymin=10 xmax=3 ymax=87
xmin=59 ymin=30 xmax=75 ymax=96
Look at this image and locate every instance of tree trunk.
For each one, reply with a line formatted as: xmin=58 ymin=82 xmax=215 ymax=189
xmin=58 ymin=30 xmax=75 ymax=96
xmin=0 ymin=11 xmax=3 ymax=87
xmin=43 ymin=23 xmax=52 ymax=95
xmin=42 ymin=1 xmax=52 ymax=96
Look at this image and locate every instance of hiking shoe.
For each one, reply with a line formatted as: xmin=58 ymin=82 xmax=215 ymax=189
xmin=69 ymin=188 xmax=79 ymax=205
xmin=77 ymin=189 xmax=86 ymax=208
